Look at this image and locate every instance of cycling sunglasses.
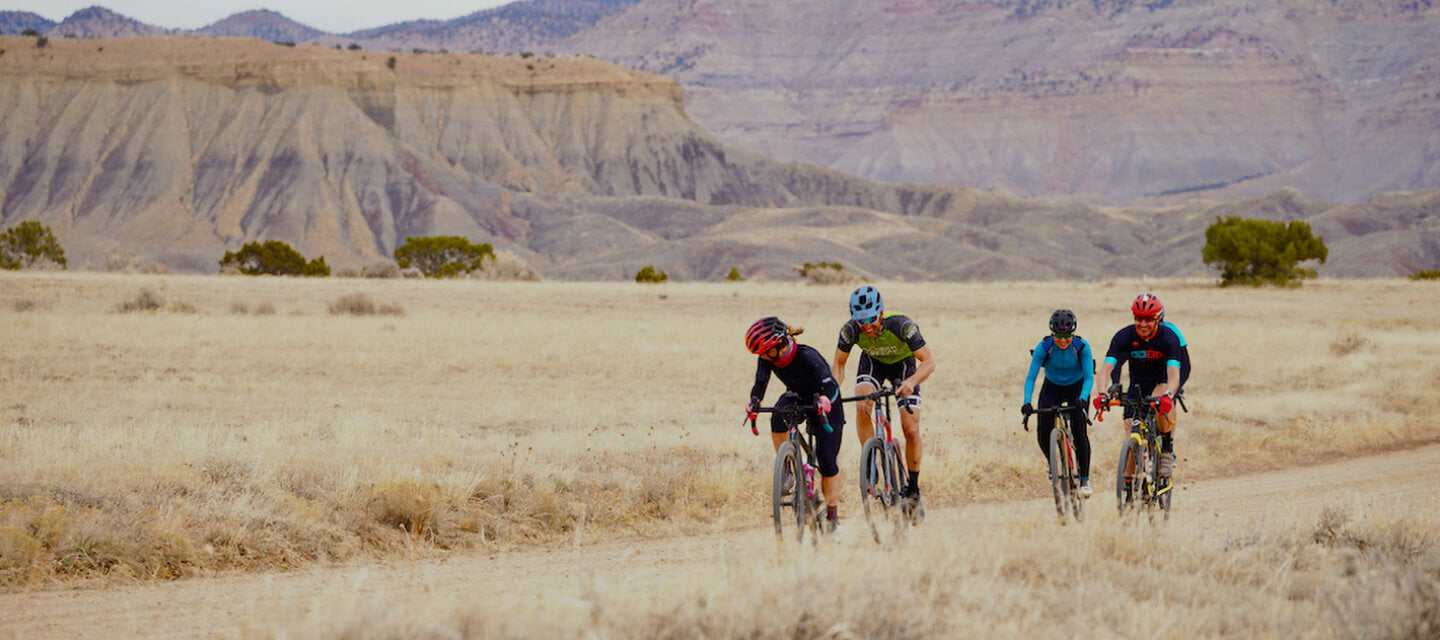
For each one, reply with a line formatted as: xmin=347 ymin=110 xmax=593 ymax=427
xmin=1052 ymin=333 xmax=1073 ymax=339
xmin=1133 ymin=315 xmax=1159 ymax=322
xmin=857 ymin=315 xmax=880 ymax=325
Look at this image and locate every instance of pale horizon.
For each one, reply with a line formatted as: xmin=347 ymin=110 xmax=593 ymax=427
xmin=2 ymin=1 xmax=512 ymax=34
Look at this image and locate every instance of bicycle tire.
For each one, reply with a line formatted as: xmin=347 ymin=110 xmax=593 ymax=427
xmin=1155 ymin=442 xmax=1172 ymax=522
xmin=1065 ymin=415 xmax=1082 ymax=524
xmin=1060 ymin=418 xmax=1084 ymax=523
xmin=859 ymin=437 xmax=903 ymax=546
xmin=772 ymin=441 xmax=803 ymax=541
xmin=1048 ymin=428 xmax=1070 ymax=522
xmin=1115 ymin=438 xmax=1143 ymax=516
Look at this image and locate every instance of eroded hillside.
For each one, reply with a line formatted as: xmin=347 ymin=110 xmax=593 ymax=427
xmin=0 ymin=35 xmax=1435 ymax=279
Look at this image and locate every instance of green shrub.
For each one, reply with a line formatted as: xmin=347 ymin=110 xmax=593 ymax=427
xmin=393 ymin=236 xmax=494 ymax=278
xmin=794 ymin=261 xmax=844 ymax=278
xmin=725 ymin=267 xmax=745 ymax=282
xmin=794 ymin=261 xmax=856 ymax=285
xmin=1202 ymin=216 xmax=1328 ymax=287
xmin=219 ymin=241 xmax=329 ymax=277
xmin=635 ymin=265 xmax=668 ymax=283
xmin=1409 ymin=269 xmax=1440 ymax=281
xmin=386 ymin=56 xmax=396 ymax=70
xmin=0 ymin=221 xmax=67 ymax=270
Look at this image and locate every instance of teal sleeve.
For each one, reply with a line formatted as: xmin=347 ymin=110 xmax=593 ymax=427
xmin=1080 ymin=341 xmax=1095 ymax=400
xmin=1023 ymin=341 xmax=1045 ymax=404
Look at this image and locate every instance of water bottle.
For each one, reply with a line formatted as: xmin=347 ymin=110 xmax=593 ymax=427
xmin=803 ymin=463 xmax=816 ymax=500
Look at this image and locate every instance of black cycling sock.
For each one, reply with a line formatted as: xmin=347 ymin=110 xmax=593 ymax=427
xmin=1161 ymin=434 xmax=1174 ymax=453
xmin=908 ymin=470 xmax=920 ymax=494
xmin=826 ymin=505 xmax=838 ymax=521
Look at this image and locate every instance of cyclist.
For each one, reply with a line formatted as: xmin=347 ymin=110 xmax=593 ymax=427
xmin=1020 ymin=309 xmax=1096 ymax=496
xmin=745 ymin=316 xmax=847 ymax=533
xmin=831 ymin=285 xmax=935 ymax=523
xmin=1109 ymin=307 xmax=1190 ymax=397
xmin=1094 ymin=293 xmax=1184 ymax=482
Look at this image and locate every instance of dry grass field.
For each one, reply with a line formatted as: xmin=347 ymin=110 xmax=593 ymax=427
xmin=2 ymin=271 xmax=1439 ymax=637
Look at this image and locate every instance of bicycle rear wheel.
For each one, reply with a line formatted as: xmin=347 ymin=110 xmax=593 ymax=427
xmin=772 ymin=441 xmax=804 ymax=541
xmin=1156 ymin=445 xmax=1172 ymax=521
xmin=1115 ymin=438 xmax=1143 ymax=516
xmin=859 ymin=437 xmax=904 ymax=546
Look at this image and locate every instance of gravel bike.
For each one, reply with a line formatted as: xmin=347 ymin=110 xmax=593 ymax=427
xmin=749 ymin=391 xmax=831 ymax=543
xmin=1098 ymin=393 xmax=1184 ymax=521
xmin=1024 ymin=401 xmax=1086 ymax=524
xmin=843 ymin=382 xmax=915 ymax=546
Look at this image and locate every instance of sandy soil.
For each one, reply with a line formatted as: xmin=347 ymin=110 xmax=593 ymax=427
xmin=4 ymin=444 xmax=1439 ymax=639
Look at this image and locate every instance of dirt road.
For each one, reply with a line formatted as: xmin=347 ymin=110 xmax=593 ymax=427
xmin=4 ymin=444 xmax=1439 ymax=639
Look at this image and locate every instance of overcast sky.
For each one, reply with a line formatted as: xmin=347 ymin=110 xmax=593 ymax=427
xmin=7 ymin=1 xmax=513 ymax=34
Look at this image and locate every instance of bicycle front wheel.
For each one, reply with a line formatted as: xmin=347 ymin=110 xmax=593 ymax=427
xmin=772 ymin=441 xmax=803 ymax=541
xmin=1048 ymin=428 xmax=1072 ymax=522
xmin=859 ymin=437 xmax=903 ymax=546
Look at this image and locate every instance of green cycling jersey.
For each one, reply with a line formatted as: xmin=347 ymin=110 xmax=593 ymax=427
xmin=836 ymin=311 xmax=927 ymax=365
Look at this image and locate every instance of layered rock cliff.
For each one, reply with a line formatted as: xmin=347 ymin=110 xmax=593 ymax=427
xmin=0 ymin=35 xmax=1435 ymax=279
xmin=558 ymin=0 xmax=1440 ymax=206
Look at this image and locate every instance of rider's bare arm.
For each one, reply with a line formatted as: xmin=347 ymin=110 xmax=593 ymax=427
xmin=900 ymin=345 xmax=935 ymax=397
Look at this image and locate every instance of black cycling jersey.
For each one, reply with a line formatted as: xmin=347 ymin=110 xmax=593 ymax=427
xmin=751 ymin=344 xmax=844 ymax=423
xmin=1111 ymin=321 xmax=1190 ymax=391
xmin=750 ymin=343 xmax=846 ymax=477
xmin=1103 ymin=324 xmax=1184 ymax=390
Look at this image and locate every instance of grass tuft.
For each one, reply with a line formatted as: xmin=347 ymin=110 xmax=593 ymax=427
xmin=115 ymin=287 xmax=163 ymax=312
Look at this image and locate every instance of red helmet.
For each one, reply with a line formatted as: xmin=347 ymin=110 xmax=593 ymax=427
xmin=745 ymin=317 xmax=789 ymax=354
xmin=1131 ymin=293 xmax=1164 ymax=318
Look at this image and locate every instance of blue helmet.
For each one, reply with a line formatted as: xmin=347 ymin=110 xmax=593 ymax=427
xmin=849 ymin=285 xmax=883 ymax=322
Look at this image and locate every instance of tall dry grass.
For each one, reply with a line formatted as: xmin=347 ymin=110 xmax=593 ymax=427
xmin=249 ymin=494 xmax=1440 ymax=638
xmin=1 ymin=272 xmax=1439 ymax=590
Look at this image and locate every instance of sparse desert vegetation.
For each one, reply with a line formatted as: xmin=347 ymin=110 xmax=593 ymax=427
xmin=1 ymin=271 xmax=1438 ymax=636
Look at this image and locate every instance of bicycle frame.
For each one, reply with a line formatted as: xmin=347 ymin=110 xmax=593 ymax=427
xmin=751 ymin=392 xmax=829 ymax=542
xmin=1098 ymin=394 xmax=1171 ymax=519
xmin=843 ymin=381 xmax=914 ymax=544
xmin=1024 ymin=402 xmax=1085 ymax=523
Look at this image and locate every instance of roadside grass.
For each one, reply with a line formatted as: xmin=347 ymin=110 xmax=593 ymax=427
xmin=250 ymin=496 xmax=1440 ymax=638
xmin=1 ymin=272 xmax=1438 ymax=590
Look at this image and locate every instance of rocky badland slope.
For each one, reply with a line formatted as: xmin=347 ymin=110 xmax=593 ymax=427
xmin=11 ymin=1 xmax=1439 ymax=210
xmin=557 ymin=0 xmax=1440 ymax=206
xmin=0 ymin=35 xmax=1435 ymax=279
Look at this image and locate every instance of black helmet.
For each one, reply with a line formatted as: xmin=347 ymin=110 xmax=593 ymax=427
xmin=1049 ymin=309 xmax=1077 ymax=335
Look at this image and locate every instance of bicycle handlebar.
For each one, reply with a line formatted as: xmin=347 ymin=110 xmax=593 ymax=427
xmin=746 ymin=401 xmax=833 ymax=434
xmin=839 ymin=384 xmax=915 ymax=415
xmin=1096 ymin=394 xmax=1170 ymax=422
xmin=1021 ymin=403 xmax=1083 ymax=431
